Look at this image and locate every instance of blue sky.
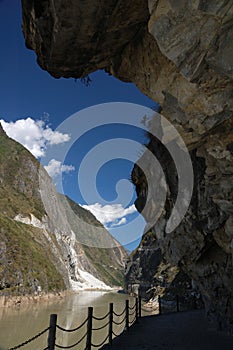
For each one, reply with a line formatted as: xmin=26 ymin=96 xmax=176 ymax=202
xmin=0 ymin=1 xmax=157 ymax=251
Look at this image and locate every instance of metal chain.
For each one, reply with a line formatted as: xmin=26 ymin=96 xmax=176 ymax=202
xmin=91 ymin=334 xmax=109 ymax=348
xmin=128 ymin=310 xmax=136 ymax=316
xmin=128 ymin=303 xmax=136 ymax=310
xmin=129 ymin=316 xmax=136 ymax=325
xmin=92 ymin=320 xmax=109 ymax=331
xmin=55 ymin=331 xmax=87 ymax=349
xmin=7 ymin=295 xmax=202 ymax=350
xmin=56 ymin=316 xmax=89 ymax=333
xmin=112 ymin=329 xmax=122 ymax=337
xmin=92 ymin=311 xmax=110 ymax=321
xmin=112 ymin=316 xmax=126 ymax=325
xmin=113 ymin=308 xmax=126 ymax=317
xmin=8 ymin=327 xmax=50 ymax=350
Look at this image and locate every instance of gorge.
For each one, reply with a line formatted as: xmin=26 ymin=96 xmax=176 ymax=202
xmin=20 ymin=0 xmax=233 ymax=331
xmin=0 ymin=123 xmax=126 ymax=299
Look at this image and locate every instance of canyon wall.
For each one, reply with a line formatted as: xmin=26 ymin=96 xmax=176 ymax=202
xmin=21 ymin=0 xmax=233 ymax=330
xmin=0 ymin=124 xmax=126 ymax=296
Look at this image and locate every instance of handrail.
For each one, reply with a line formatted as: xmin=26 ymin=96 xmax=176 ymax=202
xmin=128 ymin=301 xmax=137 ymax=310
xmin=129 ymin=316 xmax=137 ymax=325
xmin=92 ymin=312 xmax=110 ymax=321
xmin=91 ymin=334 xmax=109 ymax=348
xmin=129 ymin=310 xmax=136 ymax=316
xmin=7 ymin=327 xmax=50 ymax=350
xmin=55 ymin=331 xmax=87 ymax=349
xmin=56 ymin=316 xmax=89 ymax=333
xmin=112 ymin=315 xmax=126 ymax=325
xmin=113 ymin=307 xmax=126 ymax=317
xmin=92 ymin=320 xmax=109 ymax=331
xmin=7 ymin=293 xmax=202 ymax=350
xmin=7 ymin=298 xmax=138 ymax=350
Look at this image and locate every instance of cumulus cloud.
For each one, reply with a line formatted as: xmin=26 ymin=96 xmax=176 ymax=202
xmin=111 ymin=217 xmax=127 ymax=227
xmin=81 ymin=203 xmax=136 ymax=227
xmin=44 ymin=159 xmax=75 ymax=178
xmin=0 ymin=117 xmax=70 ymax=158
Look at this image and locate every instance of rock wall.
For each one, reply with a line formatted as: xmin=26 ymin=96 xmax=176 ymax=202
xmin=125 ymin=230 xmax=193 ymax=302
xmin=132 ymin=126 xmax=233 ymax=330
xmin=21 ymin=0 xmax=233 ymax=330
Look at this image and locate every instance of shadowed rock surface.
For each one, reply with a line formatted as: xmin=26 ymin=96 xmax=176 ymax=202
xmin=21 ymin=0 xmax=233 ymax=331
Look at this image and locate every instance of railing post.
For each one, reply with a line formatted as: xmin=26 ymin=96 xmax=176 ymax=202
xmin=125 ymin=299 xmax=129 ymax=332
xmin=135 ymin=298 xmax=139 ymax=323
xmin=47 ymin=314 xmax=57 ymax=350
xmin=158 ymin=295 xmax=162 ymax=315
xmin=176 ymin=295 xmax=180 ymax=312
xmin=139 ymin=296 xmax=142 ymax=318
xmin=86 ymin=307 xmax=93 ymax=350
xmin=109 ymin=303 xmax=113 ymax=345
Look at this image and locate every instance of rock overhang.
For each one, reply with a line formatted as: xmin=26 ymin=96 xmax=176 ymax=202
xmin=21 ymin=0 xmax=233 ymax=332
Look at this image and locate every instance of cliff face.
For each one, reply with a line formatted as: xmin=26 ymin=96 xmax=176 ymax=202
xmin=125 ymin=231 xmax=193 ymax=303
xmin=132 ymin=127 xmax=233 ymax=330
xmin=21 ymin=0 xmax=149 ymax=78
xmin=21 ymin=0 xmax=233 ymax=330
xmin=0 ymin=127 xmax=126 ymax=296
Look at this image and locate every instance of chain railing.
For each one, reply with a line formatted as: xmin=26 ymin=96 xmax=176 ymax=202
xmin=141 ymin=294 xmax=203 ymax=315
xmin=7 ymin=297 xmax=140 ymax=350
xmin=7 ymin=293 xmax=203 ymax=350
xmin=7 ymin=327 xmax=50 ymax=350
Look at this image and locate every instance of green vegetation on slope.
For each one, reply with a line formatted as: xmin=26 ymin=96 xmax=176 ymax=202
xmin=0 ymin=126 xmax=126 ymax=294
xmin=0 ymin=129 xmax=64 ymax=295
xmin=0 ymin=129 xmax=45 ymax=219
xmin=59 ymin=195 xmax=126 ymax=287
xmin=0 ymin=214 xmax=65 ymax=296
xmin=65 ymin=195 xmax=102 ymax=228
xmin=83 ymin=246 xmax=125 ymax=287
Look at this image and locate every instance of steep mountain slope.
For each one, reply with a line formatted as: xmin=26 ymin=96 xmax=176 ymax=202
xmin=59 ymin=195 xmax=126 ymax=286
xmin=0 ymin=124 xmax=126 ymax=296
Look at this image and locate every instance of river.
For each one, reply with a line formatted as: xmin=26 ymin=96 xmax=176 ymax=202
xmin=0 ymin=291 xmax=136 ymax=350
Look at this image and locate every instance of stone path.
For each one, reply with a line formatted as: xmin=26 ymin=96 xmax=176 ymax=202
xmin=101 ymin=310 xmax=233 ymax=350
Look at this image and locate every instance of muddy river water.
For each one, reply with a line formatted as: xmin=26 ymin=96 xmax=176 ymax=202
xmin=0 ymin=291 xmax=136 ymax=350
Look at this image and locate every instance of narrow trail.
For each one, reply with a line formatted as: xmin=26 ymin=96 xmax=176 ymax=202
xmin=101 ymin=310 xmax=233 ymax=350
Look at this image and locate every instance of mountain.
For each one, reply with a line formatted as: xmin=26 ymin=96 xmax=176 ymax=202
xmin=0 ymin=123 xmax=127 ymax=296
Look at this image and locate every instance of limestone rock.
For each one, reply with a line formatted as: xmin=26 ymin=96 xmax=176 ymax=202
xmin=131 ymin=118 xmax=233 ymax=331
xmin=21 ymin=0 xmax=233 ymax=331
xmin=125 ymin=230 xmax=193 ymax=306
xmin=21 ymin=0 xmax=149 ymax=78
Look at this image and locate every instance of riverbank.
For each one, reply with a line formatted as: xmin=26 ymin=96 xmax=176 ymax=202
xmin=0 ymin=290 xmax=72 ymax=308
xmin=0 ymin=290 xmax=130 ymax=350
xmin=101 ymin=310 xmax=233 ymax=350
xmin=0 ymin=287 xmax=123 ymax=308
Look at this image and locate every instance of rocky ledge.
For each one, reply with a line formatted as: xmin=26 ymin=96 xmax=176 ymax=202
xmin=21 ymin=0 xmax=233 ymax=331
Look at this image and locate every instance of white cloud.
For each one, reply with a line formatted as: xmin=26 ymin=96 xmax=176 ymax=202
xmin=111 ymin=217 xmax=127 ymax=227
xmin=0 ymin=117 xmax=70 ymax=158
xmin=45 ymin=159 xmax=75 ymax=178
xmin=81 ymin=203 xmax=136 ymax=227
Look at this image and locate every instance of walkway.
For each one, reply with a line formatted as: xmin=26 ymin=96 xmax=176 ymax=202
xmin=101 ymin=310 xmax=233 ymax=350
